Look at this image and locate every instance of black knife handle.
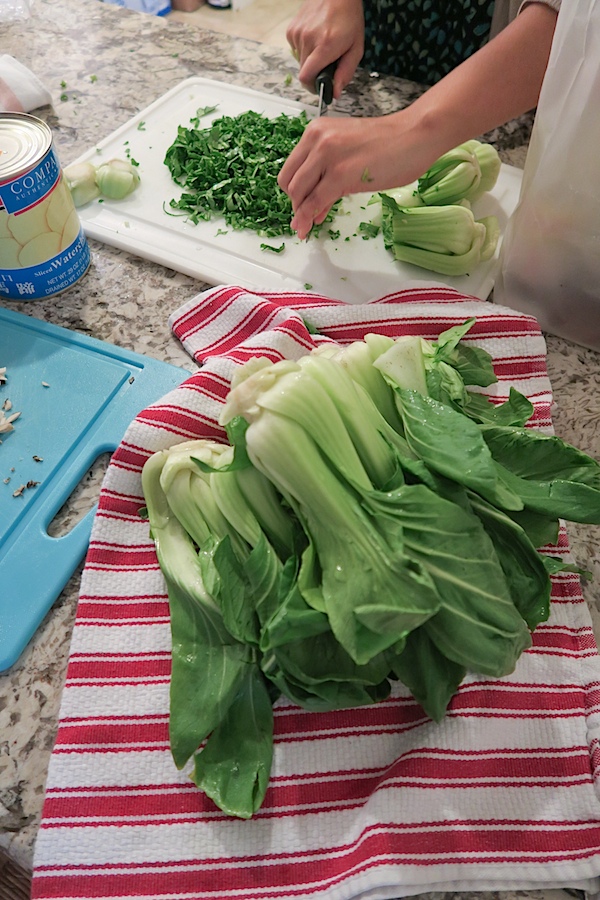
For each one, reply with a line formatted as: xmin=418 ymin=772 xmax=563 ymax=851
xmin=315 ymin=62 xmax=337 ymax=106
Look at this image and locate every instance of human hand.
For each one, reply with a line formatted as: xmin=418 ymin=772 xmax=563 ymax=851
xmin=286 ymin=0 xmax=365 ymax=99
xmin=281 ymin=0 xmax=561 ymax=241
xmin=277 ymin=111 xmax=444 ymax=240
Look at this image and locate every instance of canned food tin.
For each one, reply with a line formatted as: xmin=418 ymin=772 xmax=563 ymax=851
xmin=0 ymin=113 xmax=90 ymax=300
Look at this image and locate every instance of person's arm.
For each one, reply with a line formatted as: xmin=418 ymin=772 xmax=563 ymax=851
xmin=278 ymin=2 xmax=558 ymax=240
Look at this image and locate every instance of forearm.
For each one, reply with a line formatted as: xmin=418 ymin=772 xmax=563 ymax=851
xmin=398 ymin=2 xmax=558 ymax=162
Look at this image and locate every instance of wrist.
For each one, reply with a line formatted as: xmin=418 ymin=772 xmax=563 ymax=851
xmin=388 ymin=105 xmax=453 ymax=179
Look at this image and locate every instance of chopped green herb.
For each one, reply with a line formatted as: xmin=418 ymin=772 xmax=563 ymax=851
xmin=260 ymin=242 xmax=286 ymax=253
xmin=284 ymin=73 xmax=293 ymax=86
xmin=60 ymin=79 xmax=67 ymax=88
xmin=60 ymin=93 xmax=68 ymax=102
xmin=215 ymin=228 xmax=229 ymax=236
xmin=90 ymin=74 xmax=97 ymax=83
xmin=198 ymin=104 xmax=218 ymax=117
xmin=163 ymin=202 xmax=186 ymax=217
xmin=361 ymin=167 xmax=374 ymax=183
xmin=304 ymin=282 xmax=313 ymax=290
xmin=358 ymin=222 xmax=380 ymax=239
xmin=130 ymin=158 xmax=140 ymax=167
xmin=302 ymin=318 xmax=319 ymax=334
xmin=189 ymin=104 xmax=219 ymax=127
xmin=137 ymin=121 xmax=146 ymax=131
xmin=164 ymin=109 xmax=315 ymax=237
xmin=308 ymin=200 xmax=343 ymax=238
xmin=327 ymin=228 xmax=341 ymax=241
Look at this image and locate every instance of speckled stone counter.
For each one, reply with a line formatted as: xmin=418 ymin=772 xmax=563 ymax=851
xmin=0 ymin=0 xmax=598 ymax=894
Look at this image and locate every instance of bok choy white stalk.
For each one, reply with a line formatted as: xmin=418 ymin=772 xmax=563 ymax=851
xmin=64 ymin=157 xmax=141 ymax=207
xmin=380 ymin=195 xmax=499 ymax=276
xmin=417 ymin=139 xmax=502 ymax=205
xmin=63 ymin=161 xmax=100 ymax=207
xmin=95 ymin=158 xmax=141 ymax=200
xmin=371 ymin=138 xmax=502 ymax=275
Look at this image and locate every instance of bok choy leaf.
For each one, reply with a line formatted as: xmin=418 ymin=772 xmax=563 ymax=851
xmin=141 ymin=450 xmax=254 ymax=771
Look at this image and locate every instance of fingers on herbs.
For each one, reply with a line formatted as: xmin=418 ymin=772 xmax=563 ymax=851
xmin=279 ymin=121 xmax=364 ymax=239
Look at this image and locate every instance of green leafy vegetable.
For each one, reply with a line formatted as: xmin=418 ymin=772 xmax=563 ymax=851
xmin=64 ymin=157 xmax=140 ymax=207
xmin=358 ymin=221 xmax=380 ymax=239
xmin=369 ymin=139 xmax=502 ymax=275
xmin=95 ymin=158 xmax=140 ymax=199
xmin=391 ymin=627 xmax=466 ymax=723
xmin=379 ymin=195 xmax=498 ymax=276
xmin=190 ymin=104 xmax=219 ymax=126
xmin=164 ymin=109 xmax=310 ymax=236
xmin=417 ymin=140 xmax=502 ymax=206
xmin=418 ymin=144 xmax=482 ymax=205
xmin=192 ymin=665 xmax=274 ymax=819
xmin=63 ymin=162 xmax=101 ymax=207
xmin=140 ymin=449 xmax=254 ymax=772
xmin=142 ymin=317 xmax=600 ymax=820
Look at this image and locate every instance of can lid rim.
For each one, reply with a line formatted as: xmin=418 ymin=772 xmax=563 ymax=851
xmin=0 ymin=113 xmax=53 ymax=182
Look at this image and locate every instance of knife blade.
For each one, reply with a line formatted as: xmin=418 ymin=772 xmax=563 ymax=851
xmin=315 ymin=61 xmax=337 ymax=116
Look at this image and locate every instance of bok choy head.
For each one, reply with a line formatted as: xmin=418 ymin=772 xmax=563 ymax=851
xmin=141 ymin=318 xmax=600 ymax=821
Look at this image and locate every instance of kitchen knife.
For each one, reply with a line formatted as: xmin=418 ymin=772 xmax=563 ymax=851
xmin=315 ymin=61 xmax=337 ymax=116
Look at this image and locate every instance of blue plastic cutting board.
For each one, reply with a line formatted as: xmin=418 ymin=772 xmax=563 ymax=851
xmin=0 ymin=307 xmax=188 ymax=671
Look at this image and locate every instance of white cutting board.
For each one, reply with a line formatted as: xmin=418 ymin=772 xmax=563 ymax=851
xmin=73 ymin=77 xmax=523 ymax=303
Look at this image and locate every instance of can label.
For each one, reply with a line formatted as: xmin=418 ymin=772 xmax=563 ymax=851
xmin=0 ymin=141 xmax=90 ymax=300
xmin=0 ymin=228 xmax=90 ymax=299
xmin=0 ymin=144 xmax=61 ymax=214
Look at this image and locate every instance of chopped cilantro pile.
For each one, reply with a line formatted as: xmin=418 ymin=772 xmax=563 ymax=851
xmin=164 ymin=109 xmax=310 ymax=237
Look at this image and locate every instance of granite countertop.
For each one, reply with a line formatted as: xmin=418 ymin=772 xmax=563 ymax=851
xmin=0 ymin=0 xmax=599 ymax=893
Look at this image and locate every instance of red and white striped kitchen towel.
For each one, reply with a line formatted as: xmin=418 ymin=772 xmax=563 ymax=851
xmin=31 ymin=284 xmax=600 ymax=900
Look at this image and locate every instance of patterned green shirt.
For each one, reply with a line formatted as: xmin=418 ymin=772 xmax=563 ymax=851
xmin=362 ymin=0 xmax=496 ymax=85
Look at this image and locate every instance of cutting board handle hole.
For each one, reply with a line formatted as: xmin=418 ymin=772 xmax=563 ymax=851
xmin=47 ymin=452 xmax=112 ymax=538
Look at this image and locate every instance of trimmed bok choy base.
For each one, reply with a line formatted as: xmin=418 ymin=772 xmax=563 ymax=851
xmin=370 ymin=139 xmax=503 ymax=275
xmin=64 ymin=158 xmax=141 ymax=207
xmin=142 ymin=319 xmax=600 ymax=819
